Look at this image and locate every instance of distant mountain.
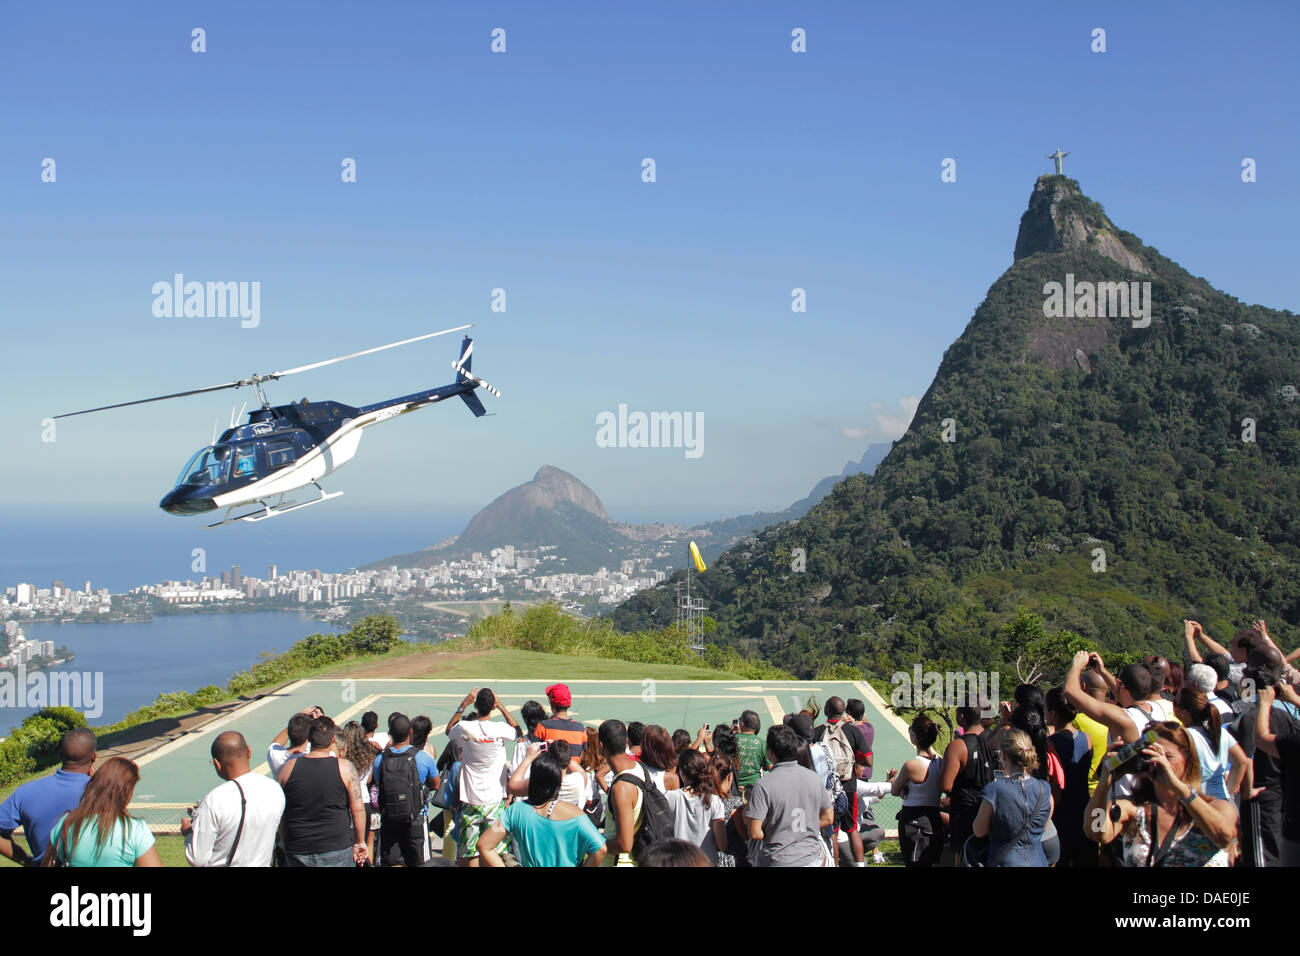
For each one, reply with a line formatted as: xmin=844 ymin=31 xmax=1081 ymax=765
xmin=787 ymin=443 xmax=893 ymax=515
xmin=609 ymin=175 xmax=1300 ymax=679
xmin=366 ymin=466 xmax=630 ymax=573
xmin=364 ymin=446 xmax=895 ymax=574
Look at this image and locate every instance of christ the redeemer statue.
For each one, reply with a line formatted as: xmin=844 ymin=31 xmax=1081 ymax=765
xmin=1047 ymin=148 xmax=1069 ymax=175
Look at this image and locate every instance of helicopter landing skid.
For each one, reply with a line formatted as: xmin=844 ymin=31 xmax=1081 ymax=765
xmin=207 ymin=484 xmax=344 ymax=528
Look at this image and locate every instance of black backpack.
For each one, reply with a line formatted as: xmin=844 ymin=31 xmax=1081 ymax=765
xmin=379 ymin=748 xmax=424 ymax=824
xmin=610 ymin=768 xmax=673 ymax=864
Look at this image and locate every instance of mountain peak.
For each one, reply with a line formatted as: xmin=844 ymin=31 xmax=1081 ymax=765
xmin=1013 ymin=175 xmax=1152 ymax=275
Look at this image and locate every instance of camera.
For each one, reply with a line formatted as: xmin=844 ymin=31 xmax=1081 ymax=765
xmin=1101 ymin=729 xmax=1158 ymax=777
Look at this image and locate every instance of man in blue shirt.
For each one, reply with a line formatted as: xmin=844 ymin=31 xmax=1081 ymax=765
xmin=0 ymin=728 xmax=97 ymax=865
xmin=371 ymin=713 xmax=439 ymax=867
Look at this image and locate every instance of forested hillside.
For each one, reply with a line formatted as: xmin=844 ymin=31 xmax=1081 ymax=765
xmin=610 ymin=176 xmax=1300 ymax=680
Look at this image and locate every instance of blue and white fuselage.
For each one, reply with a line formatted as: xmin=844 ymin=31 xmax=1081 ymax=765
xmin=157 ymin=335 xmax=494 ymax=526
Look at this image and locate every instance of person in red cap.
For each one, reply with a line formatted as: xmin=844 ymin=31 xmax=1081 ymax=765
xmin=537 ymin=684 xmax=587 ymax=764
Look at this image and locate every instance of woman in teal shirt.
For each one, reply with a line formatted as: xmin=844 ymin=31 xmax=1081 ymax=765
xmin=478 ymin=745 xmax=606 ymax=867
xmin=44 ymin=757 xmax=162 ymax=868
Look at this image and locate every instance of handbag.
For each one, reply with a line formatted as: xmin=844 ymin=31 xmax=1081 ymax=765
xmin=431 ymin=760 xmax=461 ymax=810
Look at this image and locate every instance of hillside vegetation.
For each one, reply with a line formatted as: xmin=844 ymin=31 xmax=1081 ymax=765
xmin=611 ymin=178 xmax=1300 ymax=680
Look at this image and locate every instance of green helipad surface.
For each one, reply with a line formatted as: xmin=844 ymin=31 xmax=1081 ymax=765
xmin=130 ymin=678 xmax=914 ymax=831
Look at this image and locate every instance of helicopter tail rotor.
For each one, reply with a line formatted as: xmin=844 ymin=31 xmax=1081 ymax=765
xmin=452 ymin=335 xmax=501 ymax=399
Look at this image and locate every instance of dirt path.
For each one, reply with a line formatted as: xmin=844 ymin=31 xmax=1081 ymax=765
xmin=317 ymin=648 xmax=488 ymax=679
xmin=94 ymin=696 xmax=272 ymax=763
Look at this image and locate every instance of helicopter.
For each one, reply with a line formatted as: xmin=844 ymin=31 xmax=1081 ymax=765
xmin=54 ymin=324 xmax=500 ymax=527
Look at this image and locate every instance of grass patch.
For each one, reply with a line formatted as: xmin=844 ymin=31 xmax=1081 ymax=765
xmin=0 ymin=834 xmax=188 ymax=868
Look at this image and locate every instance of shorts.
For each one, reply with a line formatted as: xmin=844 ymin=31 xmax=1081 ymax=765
xmin=836 ymin=779 xmax=859 ymax=832
xmin=379 ymin=818 xmax=426 ymax=867
xmin=457 ymin=800 xmax=506 ymax=860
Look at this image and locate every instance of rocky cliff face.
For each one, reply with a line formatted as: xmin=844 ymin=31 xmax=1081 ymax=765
xmin=1013 ymin=175 xmax=1153 ymax=276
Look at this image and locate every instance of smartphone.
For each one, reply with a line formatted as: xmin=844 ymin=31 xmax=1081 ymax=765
xmin=538 ymin=741 xmax=550 ymax=751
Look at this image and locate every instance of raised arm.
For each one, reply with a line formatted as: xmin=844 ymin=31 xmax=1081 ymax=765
xmin=1184 ymin=620 xmax=1203 ymax=665
xmin=1146 ymin=745 xmax=1237 ymax=848
xmin=1196 ymin=623 xmax=1229 ymax=659
xmin=448 ymin=689 xmax=477 ymax=734
xmin=1065 ymin=652 xmax=1139 ymax=744
xmin=507 ymin=743 xmax=543 ymax=797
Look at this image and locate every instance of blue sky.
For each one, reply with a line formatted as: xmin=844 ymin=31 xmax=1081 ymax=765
xmin=3 ymin=0 xmax=1297 ymax=539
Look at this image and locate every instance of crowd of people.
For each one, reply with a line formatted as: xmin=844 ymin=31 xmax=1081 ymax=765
xmin=0 ymin=616 xmax=1296 ymax=867
xmin=891 ymin=618 xmax=1300 ymax=868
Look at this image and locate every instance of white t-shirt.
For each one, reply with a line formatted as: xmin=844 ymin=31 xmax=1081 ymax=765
xmin=644 ymin=765 xmax=667 ymax=794
xmin=558 ymin=770 xmax=590 ymax=808
xmin=448 ymin=718 xmax=518 ymax=806
xmin=184 ymin=771 xmax=286 ymax=867
xmin=267 ymin=744 xmax=305 ymax=781
xmin=1209 ymin=693 xmax=1234 ymax=719
xmin=665 ymin=789 xmax=725 ymax=863
xmin=1145 ymin=698 xmax=1176 ymax=723
xmin=370 ymin=731 xmax=391 ymax=751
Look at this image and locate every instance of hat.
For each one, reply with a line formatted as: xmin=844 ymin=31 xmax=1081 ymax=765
xmin=545 ymin=683 xmax=572 ymax=708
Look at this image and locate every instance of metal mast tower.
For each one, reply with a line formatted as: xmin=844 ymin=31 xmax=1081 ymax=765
xmin=675 ymin=571 xmax=708 ymax=651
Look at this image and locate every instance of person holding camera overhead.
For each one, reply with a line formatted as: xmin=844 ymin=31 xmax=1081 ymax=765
xmin=446 ymin=687 xmax=522 ymax=866
xmin=1083 ymin=722 xmax=1237 ymax=866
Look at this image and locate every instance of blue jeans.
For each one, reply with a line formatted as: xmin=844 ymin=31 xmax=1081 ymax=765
xmin=284 ymin=846 xmax=354 ymax=867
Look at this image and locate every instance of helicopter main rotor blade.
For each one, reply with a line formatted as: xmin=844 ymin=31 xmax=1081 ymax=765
xmin=54 ymin=323 xmax=477 ymax=420
xmin=269 ymin=324 xmax=474 ymax=379
xmin=54 ymin=380 xmax=248 ymax=419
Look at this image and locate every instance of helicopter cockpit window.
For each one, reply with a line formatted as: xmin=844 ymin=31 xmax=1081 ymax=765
xmin=265 ymin=440 xmax=296 ymax=469
xmin=233 ymin=444 xmax=258 ymax=478
xmin=175 ymin=445 xmax=231 ymax=488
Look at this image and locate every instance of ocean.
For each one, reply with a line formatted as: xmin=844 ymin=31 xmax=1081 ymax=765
xmin=0 ymin=509 xmax=462 ymax=595
xmin=2 ymin=610 xmax=343 ymax=735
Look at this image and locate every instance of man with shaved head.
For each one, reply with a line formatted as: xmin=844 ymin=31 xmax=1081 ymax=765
xmin=183 ymin=730 xmax=285 ymax=867
xmin=0 ymin=727 xmax=96 ymax=866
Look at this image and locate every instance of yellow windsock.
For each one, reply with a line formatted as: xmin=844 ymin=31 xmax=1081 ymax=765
xmin=689 ymin=540 xmax=707 ymax=573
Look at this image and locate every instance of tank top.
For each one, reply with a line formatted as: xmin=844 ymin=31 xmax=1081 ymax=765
xmin=282 ymin=756 xmax=353 ymax=854
xmin=901 ymin=755 xmax=942 ymax=808
xmin=644 ymin=765 xmax=667 ymax=794
xmin=603 ymin=762 xmax=646 ymax=867
xmin=951 ymin=732 xmax=993 ymax=817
